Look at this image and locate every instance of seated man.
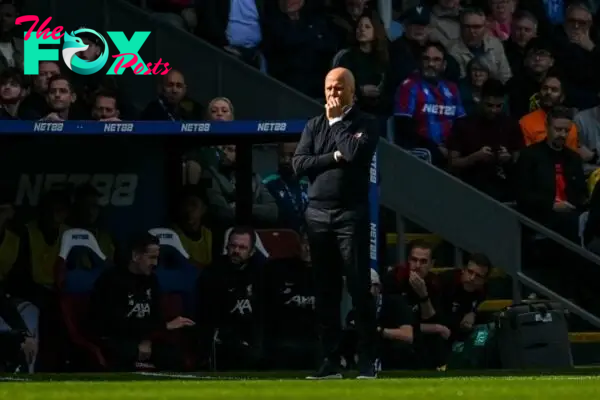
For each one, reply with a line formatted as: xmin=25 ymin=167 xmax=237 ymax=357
xmin=89 ymin=233 xmax=195 ymax=371
xmin=438 ymin=254 xmax=491 ymax=343
xmin=516 ymin=106 xmax=587 ymax=243
xmin=197 ymin=226 xmax=266 ymax=371
xmin=263 ymin=232 xmax=316 ymax=369
xmin=0 ymin=285 xmax=37 ymax=373
xmin=381 ymin=240 xmax=449 ymax=369
xmin=344 ymin=269 xmax=414 ymax=371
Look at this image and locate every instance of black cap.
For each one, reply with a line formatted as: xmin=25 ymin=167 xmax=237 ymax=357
xmin=525 ymin=37 xmax=554 ymax=56
xmin=403 ymin=6 xmax=431 ymax=25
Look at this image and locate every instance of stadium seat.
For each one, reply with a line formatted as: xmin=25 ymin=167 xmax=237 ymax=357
xmin=55 ymin=229 xmax=108 ymax=370
xmin=150 ymin=228 xmax=199 ymax=316
xmin=256 ymin=229 xmax=301 ymax=260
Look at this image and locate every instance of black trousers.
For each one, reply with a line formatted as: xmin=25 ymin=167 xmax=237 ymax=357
xmin=305 ymin=206 xmax=377 ymax=366
xmin=100 ymin=338 xmax=184 ymax=372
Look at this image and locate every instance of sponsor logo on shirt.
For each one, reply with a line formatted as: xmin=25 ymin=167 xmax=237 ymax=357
xmin=421 ymin=104 xmax=457 ymax=116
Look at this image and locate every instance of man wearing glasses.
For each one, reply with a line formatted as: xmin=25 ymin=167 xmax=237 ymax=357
xmin=447 ymin=8 xmax=512 ymax=83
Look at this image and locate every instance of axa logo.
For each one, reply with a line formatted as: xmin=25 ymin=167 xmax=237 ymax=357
xmin=17 ymin=15 xmax=171 ymax=76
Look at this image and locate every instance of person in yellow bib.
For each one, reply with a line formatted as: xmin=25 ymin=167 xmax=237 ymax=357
xmin=172 ymin=186 xmax=213 ymax=268
xmin=20 ymin=189 xmax=70 ymax=299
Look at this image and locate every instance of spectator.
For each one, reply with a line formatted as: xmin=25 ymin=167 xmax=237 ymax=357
xmin=438 ymin=253 xmax=491 ymax=343
xmin=196 ymin=226 xmax=266 ymax=370
xmin=519 ymin=74 xmax=580 ymax=153
xmin=264 ymin=232 xmax=316 ymax=369
xmin=487 ymin=0 xmax=516 ymax=41
xmin=507 ymin=37 xmax=555 ymax=119
xmin=140 ymin=69 xmax=203 ymax=121
xmin=394 ymin=42 xmax=466 ymax=167
xmin=503 ymin=11 xmax=538 ymax=78
xmin=172 ymin=186 xmax=214 ymax=268
xmin=18 ymin=61 xmax=60 ymax=120
xmin=331 ymin=0 xmax=372 ymax=48
xmin=448 ymin=79 xmax=523 ymax=201
xmin=345 ymin=269 xmax=414 ymax=370
xmin=182 ymin=97 xmax=234 ymax=186
xmin=389 ymin=6 xmax=461 ymax=86
xmin=0 ymin=0 xmax=21 ymax=73
xmin=381 ymin=240 xmax=448 ymax=369
xmin=458 ymin=57 xmax=490 ymax=115
xmin=41 ymin=75 xmax=85 ymax=121
xmin=429 ymin=0 xmax=461 ymax=49
xmin=147 ymin=0 xmax=197 ymax=31
xmin=575 ymin=102 xmax=600 ymax=172
xmin=552 ymin=4 xmax=600 ymax=99
xmin=263 ymin=142 xmax=308 ymax=233
xmin=0 ymin=67 xmax=23 ymax=119
xmin=447 ymin=8 xmax=512 ymax=83
xmin=68 ymin=184 xmax=115 ymax=262
xmin=333 ymin=11 xmax=391 ymax=115
xmin=264 ymin=0 xmax=338 ymax=99
xmin=196 ymin=0 xmax=264 ymax=68
xmin=91 ymin=90 xmax=121 ymax=121
xmin=204 ymin=144 xmax=278 ymax=228
xmin=89 ymin=233 xmax=194 ymax=371
xmin=207 ymin=97 xmax=235 ymax=121
xmin=516 ymin=106 xmax=587 ymax=242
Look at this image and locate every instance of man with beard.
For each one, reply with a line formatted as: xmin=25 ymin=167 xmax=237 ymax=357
xmin=196 ymin=226 xmax=267 ymax=370
xmin=394 ymin=42 xmax=465 ymax=167
xmin=17 ymin=61 xmax=60 ymax=120
xmin=519 ymin=74 xmax=580 ymax=154
xmin=447 ymin=79 xmax=524 ymax=201
xmin=140 ymin=69 xmax=203 ymax=121
xmin=40 ymin=75 xmax=87 ymax=121
xmin=263 ymin=142 xmax=309 ymax=232
xmin=516 ymin=106 xmax=587 ymax=242
xmin=89 ymin=233 xmax=195 ymax=371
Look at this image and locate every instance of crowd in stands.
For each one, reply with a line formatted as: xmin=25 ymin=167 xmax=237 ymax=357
xmin=0 ymin=0 xmax=599 ymax=374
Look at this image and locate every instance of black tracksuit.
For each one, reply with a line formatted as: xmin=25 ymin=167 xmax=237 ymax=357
xmin=264 ymin=258 xmax=317 ymax=369
xmin=196 ymin=254 xmax=266 ymax=371
xmin=0 ymin=286 xmax=29 ymax=368
xmin=89 ymin=266 xmax=182 ymax=371
xmin=292 ymin=107 xmax=379 ymax=367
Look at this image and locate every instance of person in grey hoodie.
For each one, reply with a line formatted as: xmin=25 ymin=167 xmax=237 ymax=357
xmin=204 ymin=144 xmax=278 ymax=228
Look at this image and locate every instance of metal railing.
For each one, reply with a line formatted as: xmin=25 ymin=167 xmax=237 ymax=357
xmin=378 ymin=140 xmax=600 ymax=328
xmin=24 ymin=0 xmax=322 ymax=119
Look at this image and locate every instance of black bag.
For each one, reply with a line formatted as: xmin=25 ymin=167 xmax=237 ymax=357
xmin=448 ymin=323 xmax=500 ymax=369
xmin=496 ymin=302 xmax=573 ymax=369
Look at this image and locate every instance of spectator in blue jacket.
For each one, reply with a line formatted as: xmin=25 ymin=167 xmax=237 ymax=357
xmin=263 ymin=142 xmax=308 ymax=233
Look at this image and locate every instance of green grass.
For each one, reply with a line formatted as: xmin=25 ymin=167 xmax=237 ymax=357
xmin=1 ymin=373 xmax=600 ymax=399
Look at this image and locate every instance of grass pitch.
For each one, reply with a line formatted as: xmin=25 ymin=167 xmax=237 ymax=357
xmin=1 ymin=372 xmax=600 ymax=399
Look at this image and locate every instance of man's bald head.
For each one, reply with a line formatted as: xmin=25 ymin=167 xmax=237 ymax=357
xmin=324 ymin=67 xmax=355 ymax=108
xmin=161 ymin=69 xmax=186 ymax=105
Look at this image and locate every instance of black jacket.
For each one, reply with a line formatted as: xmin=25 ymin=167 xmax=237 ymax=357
xmin=89 ymin=266 xmax=165 ymax=341
xmin=515 ymin=141 xmax=587 ymax=219
xmin=196 ymin=254 xmax=266 ymax=361
xmin=292 ymin=106 xmax=379 ymax=209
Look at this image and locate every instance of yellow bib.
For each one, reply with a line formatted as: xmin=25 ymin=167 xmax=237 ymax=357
xmin=0 ymin=230 xmax=19 ymax=282
xmin=588 ymin=168 xmax=600 ymax=196
xmin=173 ymin=225 xmax=213 ymax=268
xmin=27 ymin=222 xmax=68 ymax=286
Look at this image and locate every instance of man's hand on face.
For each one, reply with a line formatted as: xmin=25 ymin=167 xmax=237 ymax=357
xmin=326 ymin=97 xmax=344 ymax=120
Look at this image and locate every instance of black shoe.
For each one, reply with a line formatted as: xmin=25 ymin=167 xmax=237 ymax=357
xmin=356 ymin=359 xmax=379 ymax=380
xmin=306 ymin=359 xmax=343 ymax=380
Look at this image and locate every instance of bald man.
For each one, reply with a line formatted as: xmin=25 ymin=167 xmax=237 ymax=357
xmin=292 ymin=68 xmax=380 ymax=379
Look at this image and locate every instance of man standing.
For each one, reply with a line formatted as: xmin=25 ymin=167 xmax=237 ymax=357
xmin=292 ymin=67 xmax=379 ymax=379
